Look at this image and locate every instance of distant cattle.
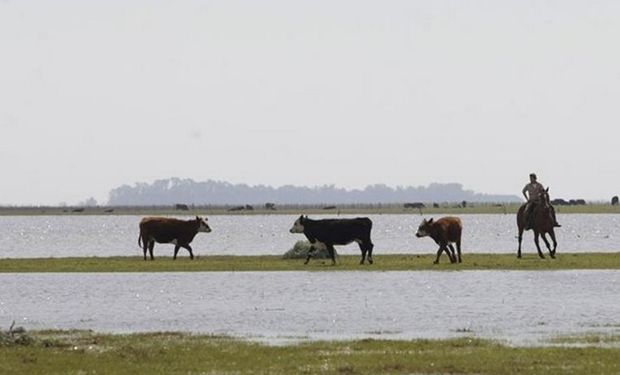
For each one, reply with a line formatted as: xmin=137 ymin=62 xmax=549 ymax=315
xmin=404 ymin=202 xmax=425 ymax=209
xmin=289 ymin=215 xmax=374 ymax=265
xmin=551 ymin=198 xmax=569 ymax=206
xmin=138 ymin=216 xmax=211 ymax=260
xmin=265 ymin=203 xmax=277 ymax=210
xmin=322 ymin=205 xmax=337 ymax=210
xmin=568 ymin=199 xmax=586 ymax=206
xmin=415 ymin=216 xmax=463 ymax=264
xmin=228 ymin=206 xmax=245 ymax=212
xmin=174 ymin=203 xmax=189 ymax=211
xmin=613 ymin=196 xmax=619 ymax=206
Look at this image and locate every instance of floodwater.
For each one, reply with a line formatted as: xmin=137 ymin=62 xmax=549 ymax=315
xmin=1 ymin=271 xmax=618 ymax=345
xmin=0 ymin=214 xmax=619 ymax=258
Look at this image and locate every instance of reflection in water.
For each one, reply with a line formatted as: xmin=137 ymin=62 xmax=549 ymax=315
xmin=0 ymin=214 xmax=619 ymax=258
xmin=1 ymin=271 xmax=618 ymax=345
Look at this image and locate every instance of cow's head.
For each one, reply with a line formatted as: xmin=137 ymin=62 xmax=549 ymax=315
xmin=196 ymin=216 xmax=212 ymax=233
xmin=415 ymin=218 xmax=433 ymax=238
xmin=289 ymin=215 xmax=307 ymax=233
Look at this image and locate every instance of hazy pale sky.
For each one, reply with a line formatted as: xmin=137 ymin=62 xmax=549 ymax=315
xmin=1 ymin=0 xmax=619 ymax=205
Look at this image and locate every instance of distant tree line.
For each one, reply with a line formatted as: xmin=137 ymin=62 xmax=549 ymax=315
xmin=107 ymin=178 xmax=521 ymax=206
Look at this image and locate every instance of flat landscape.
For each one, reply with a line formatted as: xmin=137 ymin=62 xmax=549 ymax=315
xmin=1 ymin=253 xmax=619 ymax=272
xmin=2 ymin=203 xmax=620 ymax=216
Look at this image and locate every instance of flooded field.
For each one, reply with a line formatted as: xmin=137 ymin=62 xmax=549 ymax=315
xmin=0 ymin=214 xmax=619 ymax=258
xmin=1 ymin=270 xmax=618 ymax=345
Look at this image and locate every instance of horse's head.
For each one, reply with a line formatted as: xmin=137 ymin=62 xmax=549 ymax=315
xmin=540 ymin=187 xmax=551 ymax=208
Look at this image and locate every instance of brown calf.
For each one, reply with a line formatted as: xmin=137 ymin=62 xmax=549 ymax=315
xmin=415 ymin=216 xmax=463 ymax=264
xmin=138 ymin=216 xmax=211 ymax=260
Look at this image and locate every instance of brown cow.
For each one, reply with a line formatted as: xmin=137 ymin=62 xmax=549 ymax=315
xmin=138 ymin=216 xmax=211 ymax=260
xmin=415 ymin=216 xmax=463 ymax=264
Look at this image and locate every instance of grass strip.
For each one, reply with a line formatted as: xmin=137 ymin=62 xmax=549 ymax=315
xmin=1 ymin=253 xmax=619 ymax=272
xmin=1 ymin=330 xmax=619 ymax=374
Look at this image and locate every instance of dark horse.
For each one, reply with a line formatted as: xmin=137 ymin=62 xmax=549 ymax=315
xmin=517 ymin=188 xmax=558 ymax=259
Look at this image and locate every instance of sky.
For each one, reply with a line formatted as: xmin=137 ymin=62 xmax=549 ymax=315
xmin=1 ymin=0 xmax=620 ymax=205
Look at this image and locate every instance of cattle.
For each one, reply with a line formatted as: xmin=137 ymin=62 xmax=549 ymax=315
xmin=289 ymin=215 xmax=374 ymax=265
xmin=404 ymin=202 xmax=425 ymax=209
xmin=415 ymin=216 xmax=463 ymax=264
xmin=138 ymin=216 xmax=211 ymax=260
xmin=613 ymin=196 xmax=619 ymax=206
xmin=551 ymin=198 xmax=569 ymax=206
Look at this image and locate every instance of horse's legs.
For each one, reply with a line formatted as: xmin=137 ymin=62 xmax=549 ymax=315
xmin=541 ymin=232 xmax=556 ymax=259
xmin=517 ymin=227 xmax=524 ymax=258
xmin=533 ymin=231 xmax=545 ymax=259
xmin=548 ymin=229 xmax=557 ymax=258
xmin=541 ymin=233 xmax=551 ymax=251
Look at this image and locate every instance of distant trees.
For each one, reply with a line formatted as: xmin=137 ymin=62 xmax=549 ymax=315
xmin=106 ymin=178 xmax=521 ymax=206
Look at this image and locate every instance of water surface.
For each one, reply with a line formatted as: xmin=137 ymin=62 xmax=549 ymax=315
xmin=0 ymin=214 xmax=618 ymax=258
xmin=1 ymin=270 xmax=618 ymax=345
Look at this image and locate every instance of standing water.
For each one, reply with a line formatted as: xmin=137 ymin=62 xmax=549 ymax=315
xmin=0 ymin=214 xmax=619 ymax=258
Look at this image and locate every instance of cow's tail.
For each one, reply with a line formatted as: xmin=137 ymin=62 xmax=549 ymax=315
xmin=138 ymin=233 xmax=142 ymax=248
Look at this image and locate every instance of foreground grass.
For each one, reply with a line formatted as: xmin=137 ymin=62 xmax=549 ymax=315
xmin=1 ymin=253 xmax=619 ymax=272
xmin=1 ymin=330 xmax=619 ymax=374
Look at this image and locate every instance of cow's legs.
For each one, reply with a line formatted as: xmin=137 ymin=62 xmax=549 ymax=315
xmin=360 ymin=247 xmax=367 ymax=265
xmin=534 ymin=232 xmax=545 ymax=259
xmin=357 ymin=240 xmax=374 ymax=265
xmin=182 ymin=244 xmax=194 ymax=260
xmin=434 ymin=245 xmax=452 ymax=264
xmin=142 ymin=237 xmax=148 ymax=261
xmin=304 ymin=246 xmax=315 ymax=265
xmin=447 ymin=244 xmax=457 ymax=263
xmin=455 ymin=239 xmax=462 ymax=263
xmin=173 ymin=245 xmax=181 ymax=260
xmin=366 ymin=242 xmax=374 ymax=264
xmin=148 ymin=241 xmax=155 ymax=260
xmin=327 ymin=245 xmax=336 ymax=265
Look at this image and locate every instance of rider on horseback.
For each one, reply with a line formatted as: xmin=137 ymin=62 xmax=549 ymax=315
xmin=522 ymin=173 xmax=561 ymax=230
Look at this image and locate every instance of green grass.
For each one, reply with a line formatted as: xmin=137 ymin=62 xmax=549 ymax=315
xmin=1 ymin=253 xmax=619 ymax=272
xmin=1 ymin=330 xmax=619 ymax=374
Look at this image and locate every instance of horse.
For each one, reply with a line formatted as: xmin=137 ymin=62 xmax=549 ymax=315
xmin=516 ymin=188 xmax=558 ymax=259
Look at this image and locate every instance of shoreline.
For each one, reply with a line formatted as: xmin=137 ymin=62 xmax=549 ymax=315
xmin=2 ymin=203 xmax=620 ymax=216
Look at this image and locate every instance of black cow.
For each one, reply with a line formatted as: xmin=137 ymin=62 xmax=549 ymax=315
xmin=289 ymin=215 xmax=374 ymax=265
xmin=138 ymin=216 xmax=211 ymax=260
